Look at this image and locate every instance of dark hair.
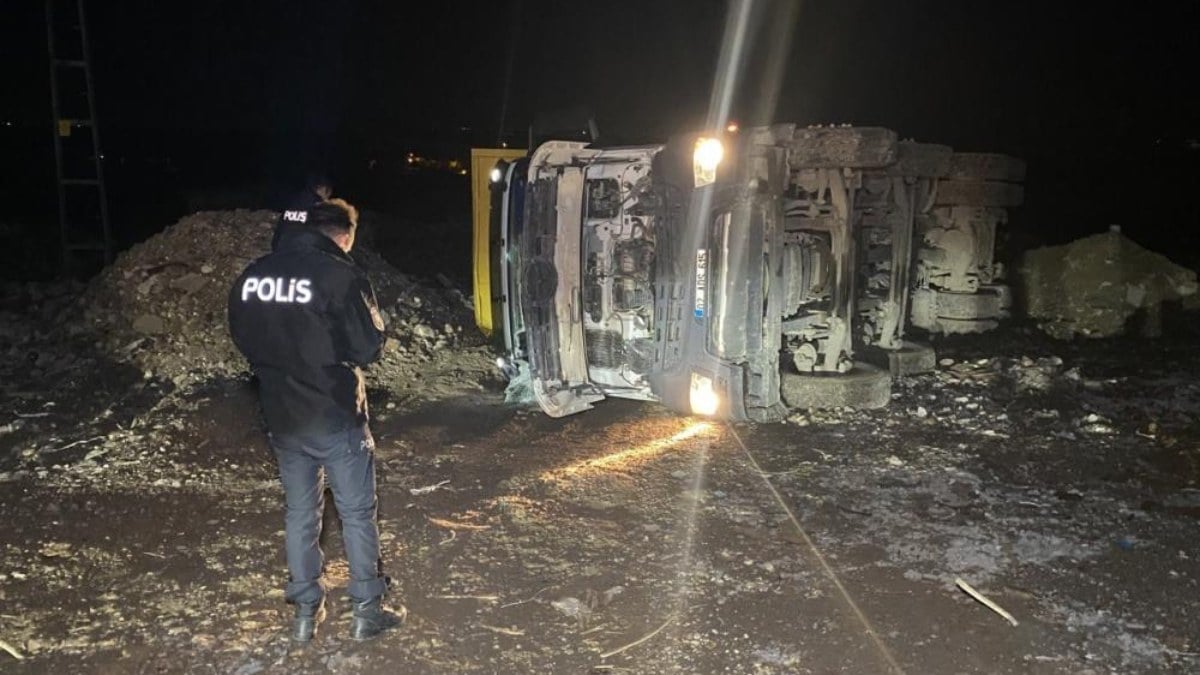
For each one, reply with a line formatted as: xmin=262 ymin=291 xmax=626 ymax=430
xmin=308 ymin=199 xmax=358 ymax=238
xmin=306 ymin=172 xmax=332 ymax=193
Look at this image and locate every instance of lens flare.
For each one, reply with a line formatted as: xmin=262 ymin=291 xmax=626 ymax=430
xmin=543 ymin=421 xmax=714 ymax=478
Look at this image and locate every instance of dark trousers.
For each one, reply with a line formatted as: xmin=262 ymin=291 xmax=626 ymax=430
xmin=270 ymin=424 xmax=387 ymax=604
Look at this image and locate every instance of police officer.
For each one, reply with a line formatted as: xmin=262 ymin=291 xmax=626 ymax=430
xmin=228 ymin=198 xmax=403 ymax=642
xmin=271 ymin=173 xmax=333 ymax=251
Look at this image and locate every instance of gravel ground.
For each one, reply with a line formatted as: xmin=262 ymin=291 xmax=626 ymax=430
xmin=1 ymin=323 xmax=1198 ymax=673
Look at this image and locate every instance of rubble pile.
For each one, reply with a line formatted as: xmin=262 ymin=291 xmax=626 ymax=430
xmin=0 ymin=281 xmax=84 ymax=378
xmin=1018 ymin=230 xmax=1199 ymax=339
xmin=14 ymin=209 xmax=492 ymax=394
xmin=66 ymin=210 xmax=277 ymax=385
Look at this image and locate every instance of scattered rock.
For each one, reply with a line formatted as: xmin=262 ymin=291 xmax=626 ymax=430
xmin=550 ymin=596 xmax=589 ymax=619
xmin=132 ymin=314 xmax=166 ymax=335
xmin=169 ymin=273 xmax=207 ymax=295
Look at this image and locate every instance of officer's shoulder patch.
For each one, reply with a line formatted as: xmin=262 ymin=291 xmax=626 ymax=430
xmin=363 ymin=291 xmax=385 ymax=331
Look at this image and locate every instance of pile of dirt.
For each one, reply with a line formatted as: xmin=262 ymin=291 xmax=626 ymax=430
xmin=1 ymin=280 xmax=83 ymax=371
xmin=23 ymin=210 xmax=494 ymax=396
xmin=1018 ymin=230 xmax=1199 ymax=339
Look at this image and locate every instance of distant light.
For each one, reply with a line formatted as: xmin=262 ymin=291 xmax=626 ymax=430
xmin=726 ymin=123 xmax=739 ymax=133
xmin=459 ymin=169 xmax=468 ymax=175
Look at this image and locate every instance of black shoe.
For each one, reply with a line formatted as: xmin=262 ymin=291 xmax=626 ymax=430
xmin=291 ymin=599 xmax=326 ymax=642
xmin=348 ymin=598 xmax=406 ymax=641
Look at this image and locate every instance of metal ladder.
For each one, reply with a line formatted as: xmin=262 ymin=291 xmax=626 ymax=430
xmin=45 ymin=0 xmax=111 ymax=273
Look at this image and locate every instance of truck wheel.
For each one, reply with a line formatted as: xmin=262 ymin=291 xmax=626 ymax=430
xmin=780 ymin=363 xmax=892 ymax=410
xmin=948 ymin=153 xmax=1026 ymax=182
xmin=934 ymin=180 xmax=1025 ymax=207
xmin=885 ymin=142 xmax=954 ymax=178
xmin=861 ymin=341 xmax=937 ymax=376
xmin=929 ymin=288 xmax=1007 ymax=321
xmin=788 ymin=126 xmax=899 ymax=169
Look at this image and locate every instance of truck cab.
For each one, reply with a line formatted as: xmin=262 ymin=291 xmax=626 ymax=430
xmin=483 ymin=131 xmax=786 ymax=422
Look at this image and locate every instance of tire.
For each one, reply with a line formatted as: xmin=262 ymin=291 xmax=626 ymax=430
xmin=788 ymin=126 xmax=898 ymax=169
xmin=948 ymin=153 xmax=1026 ymax=182
xmin=885 ymin=142 xmax=954 ymax=178
xmin=934 ymin=180 xmax=1025 ymax=207
xmin=780 ymin=363 xmax=892 ymax=409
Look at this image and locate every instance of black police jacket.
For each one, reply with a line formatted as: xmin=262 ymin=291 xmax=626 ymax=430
xmin=228 ymin=227 xmax=385 ymax=437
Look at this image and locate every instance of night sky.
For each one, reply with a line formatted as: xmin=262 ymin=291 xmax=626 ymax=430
xmin=2 ymin=0 xmax=1198 ymax=274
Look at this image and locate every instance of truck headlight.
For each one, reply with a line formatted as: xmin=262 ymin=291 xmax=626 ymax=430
xmin=693 ymin=137 xmax=724 ymax=187
xmin=689 ymin=372 xmax=720 ymax=416
xmin=489 ymin=166 xmax=504 ymax=183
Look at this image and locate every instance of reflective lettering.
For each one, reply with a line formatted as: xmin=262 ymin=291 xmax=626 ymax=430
xmin=283 ymin=210 xmax=308 ymax=223
xmin=256 ymin=278 xmax=276 ymax=301
xmin=240 ymin=276 xmax=314 ymax=304
xmin=241 ymin=277 xmax=259 ymax=301
xmin=295 ymin=279 xmax=312 ymax=303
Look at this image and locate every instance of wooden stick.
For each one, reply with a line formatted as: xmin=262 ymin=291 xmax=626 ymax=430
xmin=600 ymin=617 xmax=674 ymax=659
xmin=479 ymin=624 xmax=525 ymax=636
xmin=427 ymin=517 xmax=489 ymax=531
xmin=955 ymin=577 xmax=1019 ymax=626
xmin=500 ymin=586 xmax=551 ymax=609
xmin=46 ymin=436 xmax=106 ymax=453
xmin=410 ymin=479 xmax=451 ymax=496
xmin=0 ymin=638 xmax=25 ymax=661
xmin=431 ymin=594 xmax=500 ymax=602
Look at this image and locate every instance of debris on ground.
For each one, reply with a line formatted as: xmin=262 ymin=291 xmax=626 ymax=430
xmin=1017 ymin=229 xmax=1199 ymax=339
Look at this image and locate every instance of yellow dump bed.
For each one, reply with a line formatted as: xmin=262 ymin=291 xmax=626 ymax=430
xmin=470 ymin=148 xmax=526 ymax=336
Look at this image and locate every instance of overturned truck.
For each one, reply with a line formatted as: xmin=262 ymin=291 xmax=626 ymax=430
xmin=473 ymin=126 xmax=1023 ymax=421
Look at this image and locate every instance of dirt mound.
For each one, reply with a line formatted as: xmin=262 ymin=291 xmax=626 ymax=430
xmin=1018 ymin=230 xmax=1199 ymax=339
xmin=58 ymin=209 xmax=495 ymax=394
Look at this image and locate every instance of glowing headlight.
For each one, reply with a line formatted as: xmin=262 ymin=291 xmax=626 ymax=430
xmin=689 ymin=372 xmax=720 ymax=416
xmin=693 ymin=137 xmax=724 ymax=187
xmin=489 ymin=166 xmax=504 ymax=183
xmin=495 ymin=356 xmax=507 ymax=369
